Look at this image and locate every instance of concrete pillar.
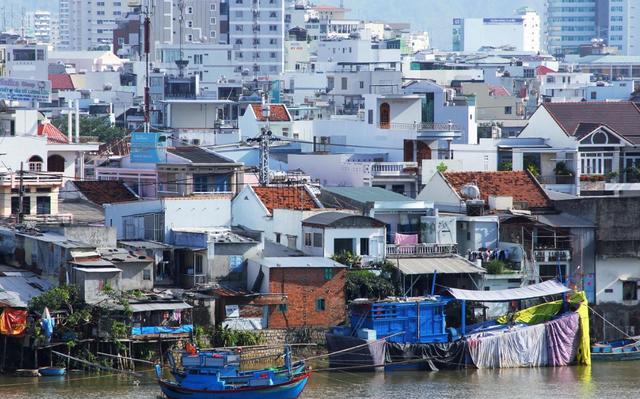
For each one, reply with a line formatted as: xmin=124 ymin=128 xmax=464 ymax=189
xmin=512 ymin=151 xmax=524 ymax=171
xmin=75 ymin=100 xmax=80 ymax=144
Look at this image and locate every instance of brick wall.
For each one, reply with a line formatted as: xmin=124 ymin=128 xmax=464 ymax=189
xmin=267 ymin=267 xmax=346 ymax=329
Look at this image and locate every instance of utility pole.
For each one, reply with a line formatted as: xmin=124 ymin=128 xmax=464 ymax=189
xmin=247 ymin=94 xmax=277 ymax=186
xmin=17 ymin=161 xmax=24 ymax=224
xmin=142 ymin=0 xmax=153 ymax=133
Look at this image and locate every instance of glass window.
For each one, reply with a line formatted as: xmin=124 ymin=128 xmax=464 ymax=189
xmin=304 ymin=232 xmax=312 ymax=246
xmin=316 ymin=298 xmax=326 ymax=311
xmin=278 ymin=303 xmax=288 ymax=312
xmin=36 ymin=196 xmax=50 ymax=215
xmin=360 ymin=238 xmax=369 ymax=255
xmin=143 ymin=269 xmax=151 ymax=280
xmin=324 ymin=268 xmax=334 ymax=280
xmin=313 ymin=233 xmax=323 ymax=247
xmin=623 ymin=281 xmax=638 ymax=301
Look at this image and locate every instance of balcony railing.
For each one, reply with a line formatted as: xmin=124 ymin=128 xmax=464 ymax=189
xmin=386 ymin=243 xmax=458 ymax=258
xmin=0 ymin=172 xmax=63 ymax=187
xmin=377 ymin=122 xmax=459 ymax=131
xmin=536 ymin=175 xmax=576 ymax=185
xmin=371 ymin=162 xmax=418 ymax=176
xmin=533 ymin=249 xmax=571 ymax=263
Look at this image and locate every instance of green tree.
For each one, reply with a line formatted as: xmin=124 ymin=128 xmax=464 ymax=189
xmin=51 ymin=115 xmax=126 ymax=144
xmin=345 ymin=270 xmax=396 ymax=301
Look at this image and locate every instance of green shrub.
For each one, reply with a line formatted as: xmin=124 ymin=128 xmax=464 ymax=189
xmin=485 ymin=260 xmax=506 ymax=275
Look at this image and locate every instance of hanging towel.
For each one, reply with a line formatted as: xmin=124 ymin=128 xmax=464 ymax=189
xmin=395 ymin=233 xmax=418 ymax=245
xmin=0 ymin=309 xmax=27 ymax=336
xmin=41 ymin=307 xmax=55 ymax=340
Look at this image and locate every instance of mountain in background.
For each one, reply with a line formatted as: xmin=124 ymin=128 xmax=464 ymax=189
xmin=321 ymin=0 xmax=545 ymax=49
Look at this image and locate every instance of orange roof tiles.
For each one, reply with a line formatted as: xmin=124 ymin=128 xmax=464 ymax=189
xmin=253 ymin=186 xmax=319 ymax=214
xmin=443 ymin=171 xmax=551 ymax=209
xmin=38 ymin=122 xmax=69 ymax=144
xmin=48 ymin=74 xmax=75 ymax=91
xmin=250 ymin=104 xmax=291 ymax=122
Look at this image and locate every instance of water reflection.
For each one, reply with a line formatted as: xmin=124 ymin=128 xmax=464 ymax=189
xmin=0 ymin=363 xmax=636 ymax=399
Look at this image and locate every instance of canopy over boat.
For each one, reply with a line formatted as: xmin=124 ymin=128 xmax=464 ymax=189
xmin=446 ymin=280 xmax=571 ymax=302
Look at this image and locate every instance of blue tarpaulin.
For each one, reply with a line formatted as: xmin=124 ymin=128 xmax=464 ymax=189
xmin=131 ymin=324 xmax=193 ymax=336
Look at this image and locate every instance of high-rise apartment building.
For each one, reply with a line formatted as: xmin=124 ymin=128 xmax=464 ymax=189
xmin=608 ymin=0 xmax=640 ymax=55
xmin=25 ymin=11 xmax=55 ymax=45
xmin=452 ymin=8 xmax=541 ymax=52
xmin=148 ymin=0 xmax=223 ymax=59
xmin=58 ymin=0 xmax=133 ymax=51
xmin=545 ymin=0 xmax=639 ymax=56
xmin=226 ymin=0 xmax=285 ymax=78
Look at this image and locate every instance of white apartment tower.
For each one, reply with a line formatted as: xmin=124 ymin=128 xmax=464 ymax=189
xmin=148 ymin=0 xmax=223 ymax=60
xmin=25 ymin=11 xmax=55 ymax=45
xmin=452 ymin=8 xmax=540 ymax=52
xmin=227 ymin=0 xmax=285 ymax=78
xmin=58 ymin=0 xmax=133 ymax=50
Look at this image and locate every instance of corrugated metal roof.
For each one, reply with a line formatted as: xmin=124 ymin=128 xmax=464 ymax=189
xmin=447 ymin=280 xmax=570 ymax=302
xmin=322 ymin=187 xmax=412 ymax=203
xmin=70 ymin=260 xmax=115 ymax=267
xmin=302 ymin=212 xmax=385 ymax=228
xmin=0 ymin=276 xmax=54 ymax=308
xmin=396 ymin=256 xmax=486 ymax=275
xmin=129 ymin=302 xmax=192 ymax=312
xmin=536 ymin=213 xmax=594 ymax=228
xmin=254 ymin=256 xmax=347 ymax=269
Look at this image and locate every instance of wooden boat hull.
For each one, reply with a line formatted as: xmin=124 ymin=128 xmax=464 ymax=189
xmin=39 ymin=367 xmax=66 ymax=376
xmin=158 ymin=372 xmax=311 ymax=399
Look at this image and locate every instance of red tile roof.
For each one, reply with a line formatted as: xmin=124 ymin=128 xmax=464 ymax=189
xmin=73 ymin=180 xmax=139 ymax=205
xmin=38 ymin=122 xmax=69 ymax=144
xmin=253 ymin=186 xmax=319 ymax=214
xmin=250 ymin=104 xmax=291 ymax=122
xmin=542 ymin=102 xmax=640 ymax=144
xmin=535 ymin=65 xmax=556 ymax=76
xmin=48 ymin=74 xmax=75 ymax=91
xmin=443 ymin=171 xmax=551 ymax=209
xmin=488 ymin=85 xmax=510 ymax=97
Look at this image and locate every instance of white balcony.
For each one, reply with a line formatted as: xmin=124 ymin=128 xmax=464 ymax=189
xmin=0 ymin=172 xmax=63 ymax=187
xmin=386 ymin=243 xmax=458 ymax=258
xmin=533 ymin=249 xmax=571 ymax=263
xmin=371 ymin=162 xmax=418 ymax=177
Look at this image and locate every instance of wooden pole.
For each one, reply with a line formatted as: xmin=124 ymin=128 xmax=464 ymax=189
xmin=34 ymin=347 xmax=38 ymax=369
xmin=1 ymin=336 xmax=7 ymax=371
xmin=159 ymin=337 xmax=163 ymax=366
xmin=19 ymin=341 xmax=24 ymax=369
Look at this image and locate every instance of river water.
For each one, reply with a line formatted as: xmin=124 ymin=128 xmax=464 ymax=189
xmin=0 ymin=362 xmax=638 ymax=399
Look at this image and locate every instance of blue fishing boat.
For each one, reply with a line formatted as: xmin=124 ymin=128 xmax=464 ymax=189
xmin=592 ymin=339 xmax=640 ymax=361
xmin=327 ymin=280 xmax=592 ymax=371
xmin=38 ymin=367 xmax=66 ymax=376
xmin=156 ymin=346 xmax=311 ymax=399
xmin=169 ymin=348 xmax=306 ymax=384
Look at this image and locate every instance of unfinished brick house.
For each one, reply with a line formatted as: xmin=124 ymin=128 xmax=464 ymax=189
xmin=247 ymin=256 xmax=347 ymax=329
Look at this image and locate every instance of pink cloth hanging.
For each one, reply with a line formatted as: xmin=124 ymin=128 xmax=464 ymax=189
xmin=395 ymin=233 xmax=418 ymax=245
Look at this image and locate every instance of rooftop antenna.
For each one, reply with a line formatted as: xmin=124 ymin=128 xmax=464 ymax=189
xmin=247 ymin=93 xmax=278 ymax=186
xmin=143 ymin=0 xmax=152 ymax=133
xmin=175 ymin=0 xmax=189 ymax=78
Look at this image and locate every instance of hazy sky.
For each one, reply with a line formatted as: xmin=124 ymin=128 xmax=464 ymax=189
xmin=324 ymin=0 xmax=545 ymax=49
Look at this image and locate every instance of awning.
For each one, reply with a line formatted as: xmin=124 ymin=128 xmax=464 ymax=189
xmin=129 ymin=302 xmax=192 ymax=312
xmin=396 ymin=256 xmax=486 ymax=275
xmin=446 ymin=280 xmax=571 ymax=302
xmin=73 ymin=267 xmax=122 ymax=273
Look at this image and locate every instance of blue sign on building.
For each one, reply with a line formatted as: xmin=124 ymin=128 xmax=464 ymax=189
xmin=130 ymin=132 xmax=167 ymax=163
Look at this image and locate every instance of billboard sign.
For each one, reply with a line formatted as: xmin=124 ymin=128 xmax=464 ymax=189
xmin=483 ymin=18 xmax=523 ymax=25
xmin=0 ymin=77 xmax=51 ymax=102
xmin=130 ymin=132 xmax=167 ymax=163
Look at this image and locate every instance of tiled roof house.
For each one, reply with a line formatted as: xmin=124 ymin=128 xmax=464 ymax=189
xmin=418 ymin=170 xmax=552 ymax=212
